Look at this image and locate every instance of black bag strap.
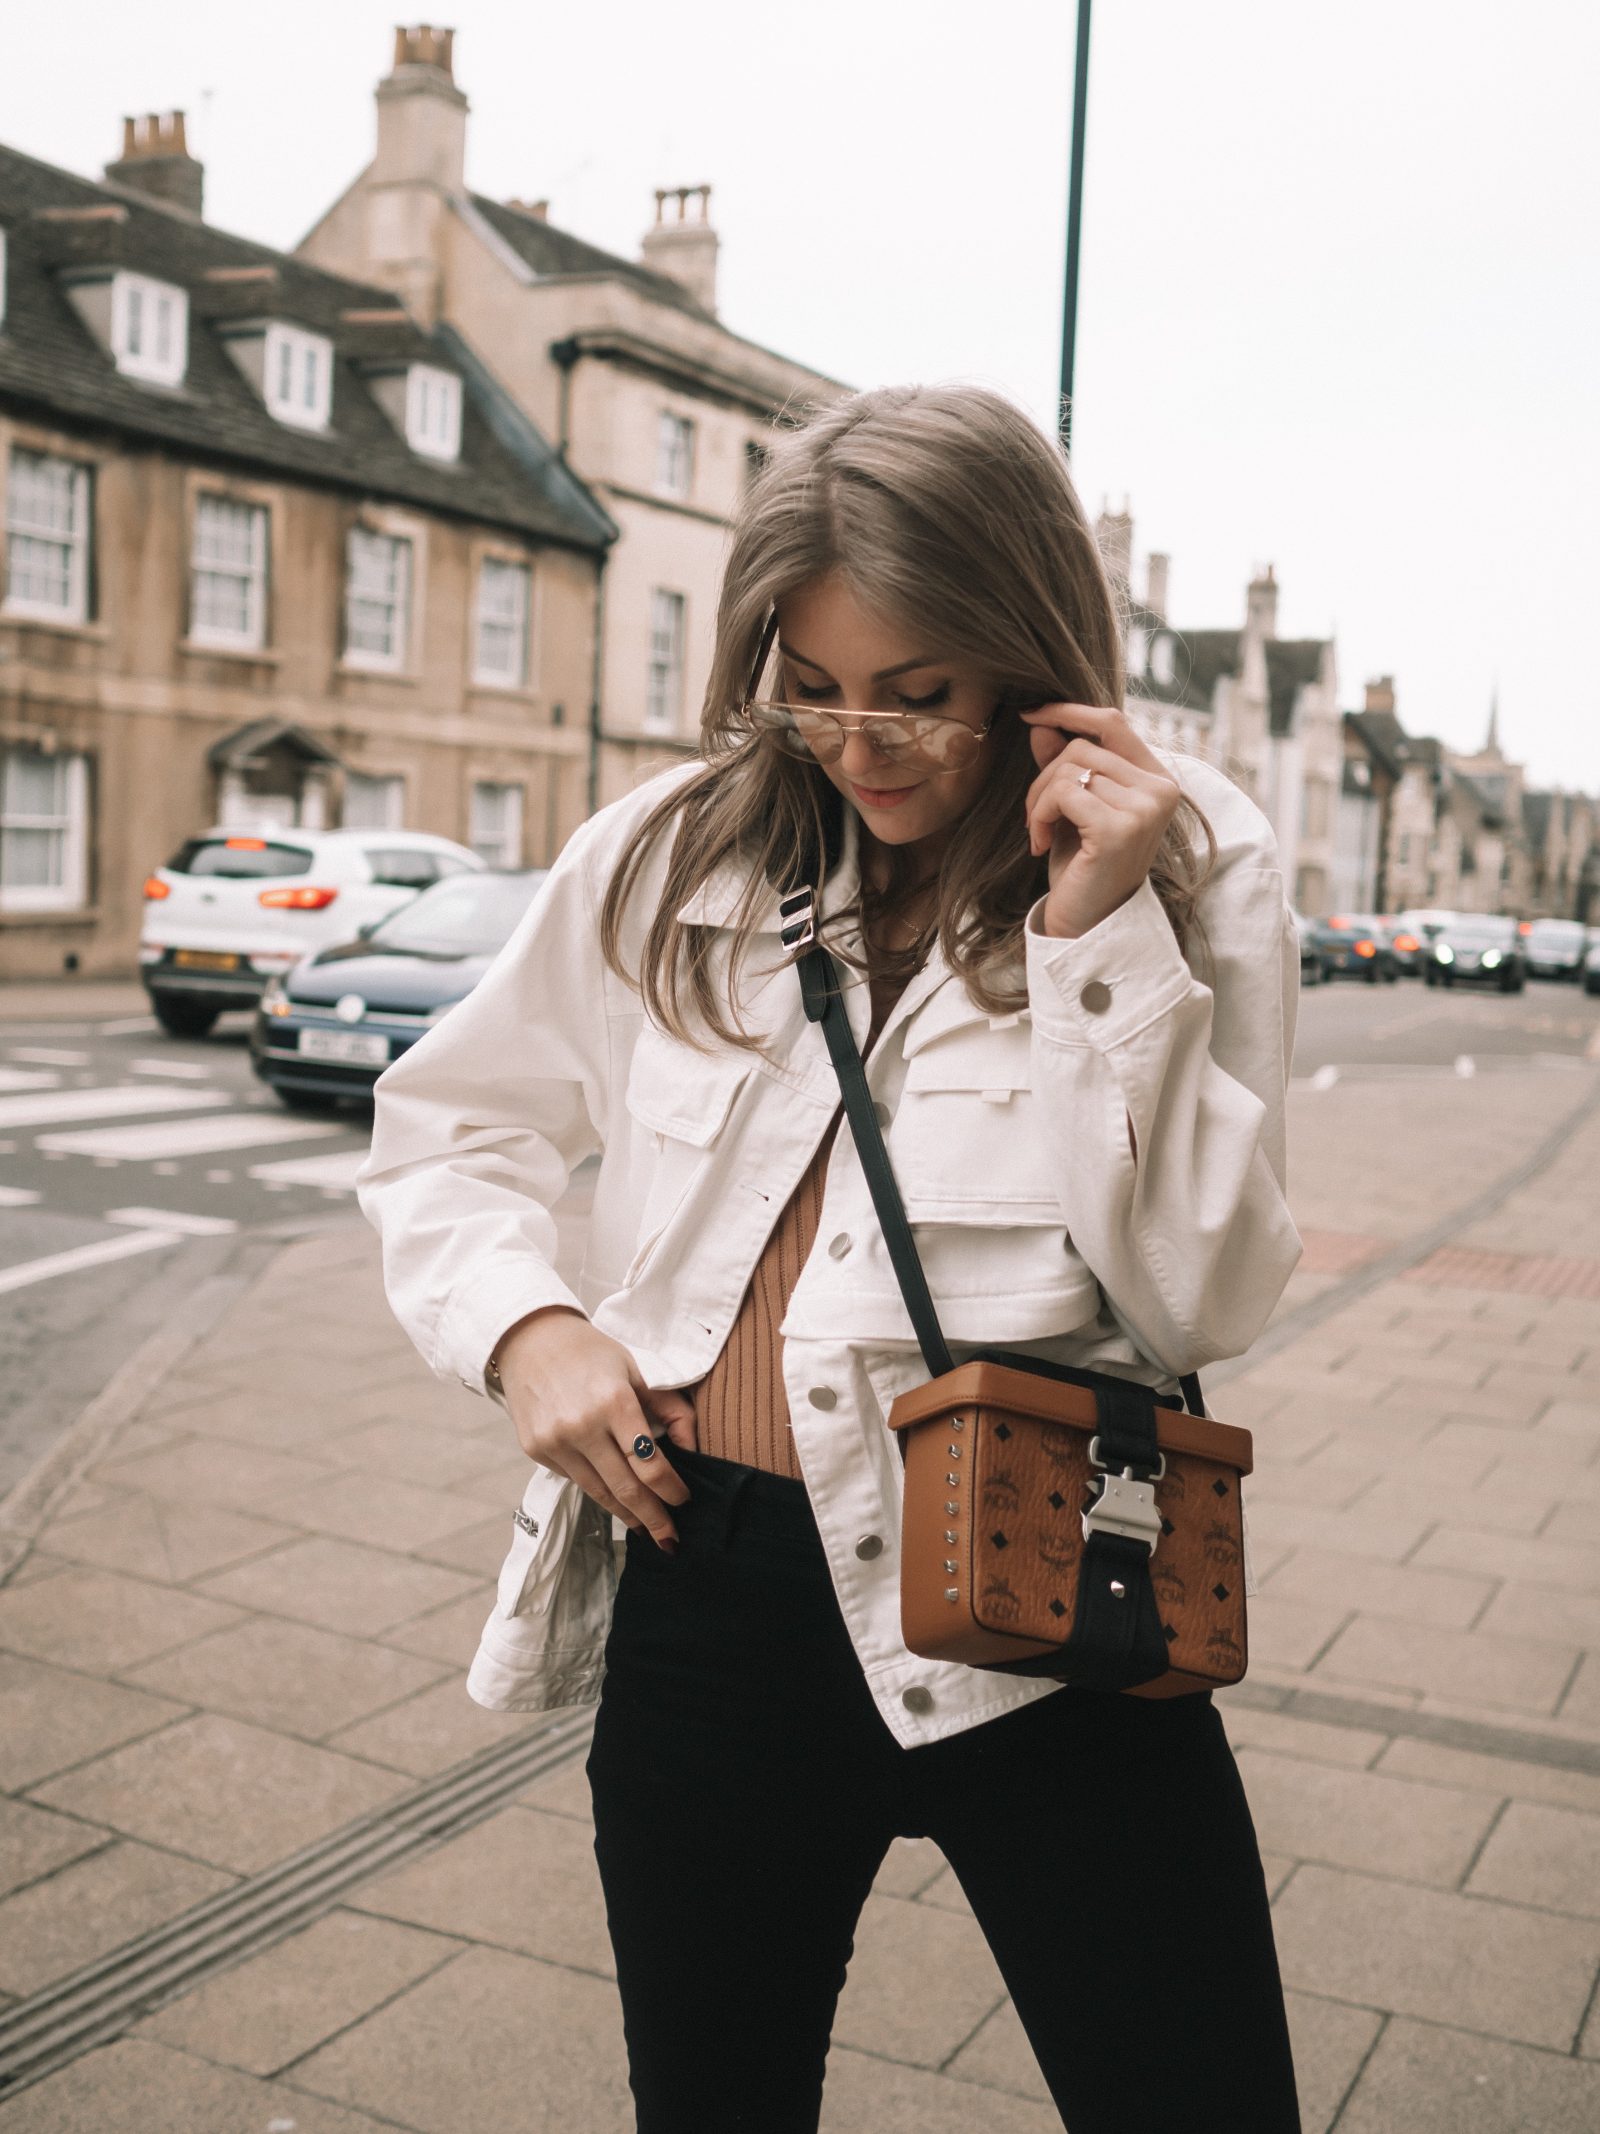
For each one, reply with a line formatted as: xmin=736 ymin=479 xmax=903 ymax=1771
xmin=790 ymin=918 xmax=1206 ymax=1420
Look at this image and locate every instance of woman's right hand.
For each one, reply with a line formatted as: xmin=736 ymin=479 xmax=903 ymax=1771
xmin=492 ymin=1307 xmax=697 ymax=1551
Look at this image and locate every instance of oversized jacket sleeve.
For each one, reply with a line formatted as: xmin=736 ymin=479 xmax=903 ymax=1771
xmin=354 ymin=811 xmax=613 ymax=1398
xmin=1023 ymin=760 xmax=1303 ymax=1375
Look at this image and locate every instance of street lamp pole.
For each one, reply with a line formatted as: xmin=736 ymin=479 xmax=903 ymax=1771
xmin=1059 ymin=0 xmax=1093 ymax=454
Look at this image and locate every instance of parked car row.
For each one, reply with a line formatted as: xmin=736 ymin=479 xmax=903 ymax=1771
xmin=1294 ymin=910 xmax=1600 ymax=995
xmin=137 ymin=822 xmax=553 ymax=1106
xmin=140 ymin=828 xmax=485 ymax=1037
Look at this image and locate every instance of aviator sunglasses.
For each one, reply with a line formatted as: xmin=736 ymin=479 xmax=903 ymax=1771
xmin=734 ymin=614 xmax=998 ymax=775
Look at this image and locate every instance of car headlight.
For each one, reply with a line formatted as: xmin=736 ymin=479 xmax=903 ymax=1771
xmin=1481 ymin=952 xmax=1501 ymax=969
xmin=260 ymin=977 xmax=292 ymax=1016
xmin=1436 ymin=944 xmax=1455 ymax=964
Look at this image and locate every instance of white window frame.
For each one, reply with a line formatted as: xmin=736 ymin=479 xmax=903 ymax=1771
xmin=469 ymin=781 xmax=523 ymax=867
xmin=0 ymin=747 xmax=89 ymax=912
xmin=263 ymin=324 xmax=333 ymax=432
xmin=4 ymin=449 xmax=92 ymax=624
xmin=343 ymin=527 xmax=413 ymax=673
xmin=655 ymin=411 xmax=695 ymax=499
xmin=644 ymin=589 xmax=686 ymax=734
xmin=472 ymin=556 xmax=531 ymax=687
xmin=110 ymin=271 xmax=187 ymax=387
xmin=343 ymin=772 xmax=406 ymax=830
xmin=190 ymin=494 xmax=269 ymax=651
xmin=405 ymin=364 xmax=462 ymax=462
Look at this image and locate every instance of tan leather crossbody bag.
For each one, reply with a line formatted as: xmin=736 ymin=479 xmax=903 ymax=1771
xmin=787 ymin=896 xmax=1252 ymax=1697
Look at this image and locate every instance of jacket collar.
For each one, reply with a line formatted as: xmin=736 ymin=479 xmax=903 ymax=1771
xmin=673 ymin=800 xmax=863 ymax=934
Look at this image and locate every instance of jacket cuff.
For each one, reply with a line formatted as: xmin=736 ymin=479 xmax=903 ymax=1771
xmin=437 ymin=1260 xmax=588 ymax=1400
xmin=1024 ymin=878 xmax=1193 ymax=1047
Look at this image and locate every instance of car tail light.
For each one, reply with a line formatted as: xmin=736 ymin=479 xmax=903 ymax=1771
xmin=1328 ymin=916 xmax=1352 ymax=929
xmin=142 ymin=875 xmax=170 ymax=900
xmin=1354 ymin=939 xmax=1376 ymax=957
xmin=258 ymin=886 xmax=339 ymax=910
xmin=1517 ymin=919 xmax=1532 ymax=935
xmin=1393 ymin=933 xmax=1418 ymax=952
xmin=226 ymin=837 xmax=269 ymax=851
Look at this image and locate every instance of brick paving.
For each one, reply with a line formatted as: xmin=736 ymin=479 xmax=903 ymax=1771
xmin=0 ymin=1071 xmax=1598 ymax=2128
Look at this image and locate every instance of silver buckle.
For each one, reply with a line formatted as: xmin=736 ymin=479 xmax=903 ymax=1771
xmin=1082 ymin=1435 xmax=1165 ymax=1554
xmin=778 ymin=887 xmax=816 ymax=954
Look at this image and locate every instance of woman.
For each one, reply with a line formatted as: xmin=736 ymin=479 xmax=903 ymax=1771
xmin=358 ymin=384 xmax=1304 ymax=2132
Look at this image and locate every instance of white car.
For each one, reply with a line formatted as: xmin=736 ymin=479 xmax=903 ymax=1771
xmin=140 ymin=827 xmax=484 ymax=1037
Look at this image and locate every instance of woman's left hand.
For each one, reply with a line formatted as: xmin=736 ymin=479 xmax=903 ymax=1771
xmin=1019 ymin=703 xmax=1183 ymax=940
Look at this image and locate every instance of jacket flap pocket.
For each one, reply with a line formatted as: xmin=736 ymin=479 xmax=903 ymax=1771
xmin=903 ymin=1024 xmax=1032 ymax=1095
xmin=900 ymin=978 xmax=1022 ymax=1062
xmin=624 ymin=1025 xmax=752 ymax=1146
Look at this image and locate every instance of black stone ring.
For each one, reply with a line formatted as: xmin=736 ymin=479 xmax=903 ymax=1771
xmin=631 ymin=1434 xmax=658 ymax=1461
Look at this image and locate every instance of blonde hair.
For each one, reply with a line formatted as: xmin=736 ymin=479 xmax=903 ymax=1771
xmin=601 ymin=383 xmax=1215 ymax=1046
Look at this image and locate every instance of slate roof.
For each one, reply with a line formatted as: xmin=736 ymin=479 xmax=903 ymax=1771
xmin=1181 ymin=629 xmax=1244 ymax=707
xmin=1453 ymin=770 xmax=1506 ymax=829
xmin=1265 ymin=639 xmax=1328 ymax=737
xmin=0 ymin=139 xmax=614 ymax=552
xmin=1346 ymin=706 xmax=1408 ymax=778
xmin=469 ymin=194 xmax=713 ymax=322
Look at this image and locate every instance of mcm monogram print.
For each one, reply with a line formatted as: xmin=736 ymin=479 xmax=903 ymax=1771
xmin=1203 ymin=1521 xmax=1241 ymax=1567
xmin=979 ymin=1576 xmax=1024 ymax=1626
xmin=1152 ymin=1561 xmax=1187 ymax=1604
xmin=1038 ymin=1424 xmax=1079 ymax=1469
xmin=982 ymin=1471 xmax=1021 ymax=1512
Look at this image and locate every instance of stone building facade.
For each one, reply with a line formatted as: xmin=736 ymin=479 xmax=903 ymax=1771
xmin=0 ymin=123 xmax=612 ymax=978
xmin=298 ymin=26 xmax=845 ymax=809
xmin=1097 ymin=507 xmax=1341 ymax=913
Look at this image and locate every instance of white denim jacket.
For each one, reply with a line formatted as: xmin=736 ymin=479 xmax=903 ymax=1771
xmin=356 ymin=753 xmax=1302 ymax=1748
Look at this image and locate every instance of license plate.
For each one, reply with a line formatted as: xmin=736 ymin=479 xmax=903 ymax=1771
xmin=297 ymin=1029 xmax=390 ymax=1067
xmin=172 ymin=949 xmax=241 ymax=972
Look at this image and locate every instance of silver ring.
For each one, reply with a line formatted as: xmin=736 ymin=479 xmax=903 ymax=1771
xmin=631 ymin=1433 xmax=657 ymax=1461
xmin=1077 ymin=767 xmax=1093 ymax=790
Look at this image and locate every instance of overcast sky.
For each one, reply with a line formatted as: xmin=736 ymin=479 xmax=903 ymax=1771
xmin=9 ymin=1 xmax=1597 ymax=788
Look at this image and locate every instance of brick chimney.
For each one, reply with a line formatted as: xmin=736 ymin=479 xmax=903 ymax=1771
xmin=1093 ymin=500 xmax=1134 ymax=592
xmin=374 ymin=24 xmax=468 ymax=193
xmin=104 ymin=111 xmax=203 ymax=218
xmin=1145 ymin=551 xmax=1170 ymax=620
xmin=1364 ymin=676 xmax=1396 ymax=714
xmin=640 ymin=186 xmax=719 ymax=314
xmin=1245 ymin=562 xmax=1278 ymax=644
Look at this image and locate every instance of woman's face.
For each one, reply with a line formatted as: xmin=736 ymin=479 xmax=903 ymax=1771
xmin=772 ymin=574 xmax=998 ymax=855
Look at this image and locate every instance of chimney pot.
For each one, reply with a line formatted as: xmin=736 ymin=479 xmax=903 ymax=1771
xmin=374 ymin=21 xmax=469 ymax=194
xmin=105 ymin=108 xmax=202 ymax=217
xmin=391 ymin=22 xmax=457 ymax=77
xmin=640 ymin=184 xmax=719 ymax=312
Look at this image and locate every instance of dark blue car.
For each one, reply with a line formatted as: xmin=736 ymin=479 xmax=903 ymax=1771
xmin=251 ymin=867 xmax=548 ymax=1106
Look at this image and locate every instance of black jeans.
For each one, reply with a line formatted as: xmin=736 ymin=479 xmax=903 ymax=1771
xmin=587 ymin=1446 xmax=1300 ymax=2134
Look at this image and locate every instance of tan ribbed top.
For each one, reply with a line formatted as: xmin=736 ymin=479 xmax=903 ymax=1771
xmin=692 ymin=967 xmax=907 ymax=1478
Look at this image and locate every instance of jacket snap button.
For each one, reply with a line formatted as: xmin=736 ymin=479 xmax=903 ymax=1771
xmin=827 ymin=1232 xmax=852 ymax=1260
xmin=1080 ymin=980 xmax=1113 ymax=1014
xmin=808 ymin=1386 xmax=837 ymax=1411
xmin=855 ymin=1533 xmax=883 ymax=1560
xmin=901 ymin=1686 xmax=934 ymax=1715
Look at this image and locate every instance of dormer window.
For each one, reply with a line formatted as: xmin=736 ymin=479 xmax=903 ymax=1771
xmin=263 ymin=325 xmax=332 ymax=431
xmin=110 ymin=271 xmax=187 ymax=387
xmin=405 ymin=365 xmax=461 ymax=462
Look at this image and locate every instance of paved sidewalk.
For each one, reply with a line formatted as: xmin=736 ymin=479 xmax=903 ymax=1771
xmin=1 ymin=1070 xmax=1598 ymax=2129
xmin=0 ymin=981 xmax=152 ymax=1023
